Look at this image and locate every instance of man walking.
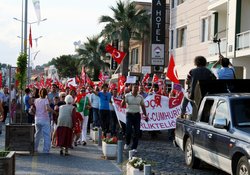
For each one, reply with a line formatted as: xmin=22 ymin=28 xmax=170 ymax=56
xmin=121 ymin=83 xmax=147 ymax=152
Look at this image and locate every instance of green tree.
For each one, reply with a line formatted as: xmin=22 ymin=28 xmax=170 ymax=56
xmin=47 ymin=55 xmax=80 ymax=78
xmin=76 ymin=36 xmax=109 ymax=81
xmin=99 ymin=0 xmax=150 ymax=76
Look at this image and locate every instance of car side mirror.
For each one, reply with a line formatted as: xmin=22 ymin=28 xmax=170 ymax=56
xmin=213 ymin=118 xmax=227 ymax=129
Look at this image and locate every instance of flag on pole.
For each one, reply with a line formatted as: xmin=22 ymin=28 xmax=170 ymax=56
xmin=142 ymin=73 xmax=150 ymax=84
xmin=32 ymin=0 xmax=41 ymax=25
xmin=152 ymin=74 xmax=159 ymax=83
xmin=98 ymin=71 xmax=105 ymax=83
xmin=166 ymin=54 xmax=179 ymax=84
xmin=29 ymin=26 xmax=32 ymax=48
xmin=105 ymin=44 xmax=126 ymax=64
xmin=81 ymin=66 xmax=86 ymax=85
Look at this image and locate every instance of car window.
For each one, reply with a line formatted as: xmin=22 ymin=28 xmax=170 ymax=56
xmin=200 ymin=99 xmax=214 ymax=123
xmin=213 ymin=100 xmax=228 ymax=124
xmin=231 ymin=99 xmax=250 ymax=126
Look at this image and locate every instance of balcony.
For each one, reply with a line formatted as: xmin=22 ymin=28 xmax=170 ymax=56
xmin=236 ymin=30 xmax=250 ymax=50
xmin=208 ymin=0 xmax=227 ymax=11
xmin=208 ymin=38 xmax=227 ymax=56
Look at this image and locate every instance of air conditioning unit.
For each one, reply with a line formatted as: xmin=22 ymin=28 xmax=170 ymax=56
xmin=153 ymin=66 xmax=164 ymax=72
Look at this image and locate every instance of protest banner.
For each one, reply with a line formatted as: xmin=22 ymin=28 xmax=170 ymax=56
xmin=113 ymin=92 xmax=192 ymax=131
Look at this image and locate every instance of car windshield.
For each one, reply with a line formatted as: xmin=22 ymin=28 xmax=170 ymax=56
xmin=231 ymin=99 xmax=250 ymax=126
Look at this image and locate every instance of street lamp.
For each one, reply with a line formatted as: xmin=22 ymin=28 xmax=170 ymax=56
xmin=13 ymin=17 xmax=47 ymax=24
xmin=13 ymin=17 xmax=47 ymax=52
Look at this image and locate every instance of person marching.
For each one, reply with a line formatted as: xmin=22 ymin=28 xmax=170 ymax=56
xmin=76 ymin=87 xmax=91 ymax=146
xmin=56 ymin=95 xmax=76 ymax=156
xmin=121 ymin=83 xmax=147 ymax=153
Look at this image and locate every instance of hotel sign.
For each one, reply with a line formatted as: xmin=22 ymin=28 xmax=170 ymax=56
xmin=151 ymin=0 xmax=166 ymax=66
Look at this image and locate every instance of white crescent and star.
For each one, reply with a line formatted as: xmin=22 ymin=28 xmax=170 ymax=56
xmin=112 ymin=50 xmax=120 ymax=58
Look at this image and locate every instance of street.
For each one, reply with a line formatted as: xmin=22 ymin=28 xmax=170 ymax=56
xmin=132 ymin=130 xmax=229 ymax=175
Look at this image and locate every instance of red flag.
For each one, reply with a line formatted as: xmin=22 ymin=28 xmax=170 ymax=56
xmin=29 ymin=25 xmax=32 ymax=48
xmin=86 ymin=76 xmax=95 ymax=87
xmin=118 ymin=75 xmax=126 ymax=93
xmin=169 ymin=91 xmax=184 ymax=108
xmin=152 ymin=74 xmax=159 ymax=83
xmin=0 ymin=72 xmax=2 ymax=88
xmin=154 ymin=95 xmax=161 ymax=106
xmin=142 ymin=73 xmax=150 ymax=84
xmin=105 ymin=44 xmax=126 ymax=64
xmin=75 ymin=75 xmax=80 ymax=84
xmin=98 ymin=72 xmax=105 ymax=82
xmin=166 ymin=54 xmax=179 ymax=84
xmin=81 ymin=66 xmax=86 ymax=85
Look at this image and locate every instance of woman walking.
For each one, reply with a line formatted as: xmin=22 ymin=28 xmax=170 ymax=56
xmin=34 ymin=88 xmax=55 ymax=153
xmin=56 ymin=95 xmax=76 ymax=155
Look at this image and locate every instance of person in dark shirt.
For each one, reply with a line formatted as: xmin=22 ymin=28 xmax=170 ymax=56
xmin=180 ymin=56 xmax=216 ymax=119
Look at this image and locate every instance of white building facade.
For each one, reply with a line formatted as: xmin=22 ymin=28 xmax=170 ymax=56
xmin=170 ymin=0 xmax=250 ymax=80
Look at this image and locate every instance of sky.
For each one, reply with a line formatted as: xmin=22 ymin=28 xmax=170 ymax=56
xmin=0 ymin=0 xmax=151 ymax=67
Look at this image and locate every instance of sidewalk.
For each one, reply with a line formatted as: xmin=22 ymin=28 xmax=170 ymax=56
xmin=0 ymin=125 xmax=123 ymax=175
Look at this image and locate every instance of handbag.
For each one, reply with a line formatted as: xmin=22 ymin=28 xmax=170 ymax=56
xmin=29 ymin=105 xmax=36 ymax=116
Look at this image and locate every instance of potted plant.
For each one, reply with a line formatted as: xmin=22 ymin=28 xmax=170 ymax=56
xmin=5 ymin=53 xmax=35 ymax=155
xmin=102 ymin=136 xmax=118 ymax=158
xmin=126 ymin=157 xmax=148 ymax=175
xmin=0 ymin=151 xmax=15 ymax=175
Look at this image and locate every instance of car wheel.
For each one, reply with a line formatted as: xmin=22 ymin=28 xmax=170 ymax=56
xmin=185 ymin=138 xmax=200 ymax=168
xmin=237 ymin=156 xmax=250 ymax=175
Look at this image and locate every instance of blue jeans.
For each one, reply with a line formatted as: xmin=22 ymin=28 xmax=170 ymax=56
xmin=92 ymin=108 xmax=100 ymax=127
xmin=125 ymin=112 xmax=141 ymax=149
xmin=34 ymin=119 xmax=51 ymax=153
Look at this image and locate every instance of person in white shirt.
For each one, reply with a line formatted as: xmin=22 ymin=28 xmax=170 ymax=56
xmin=91 ymin=86 xmax=100 ymax=127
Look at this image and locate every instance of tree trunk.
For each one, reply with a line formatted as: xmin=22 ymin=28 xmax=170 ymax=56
xmin=121 ymin=41 xmax=130 ymax=76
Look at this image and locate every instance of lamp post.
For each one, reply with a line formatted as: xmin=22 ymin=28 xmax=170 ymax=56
xmin=13 ymin=17 xmax=47 ymax=53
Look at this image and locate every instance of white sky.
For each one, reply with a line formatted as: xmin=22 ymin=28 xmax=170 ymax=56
xmin=0 ymin=0 xmax=151 ymax=67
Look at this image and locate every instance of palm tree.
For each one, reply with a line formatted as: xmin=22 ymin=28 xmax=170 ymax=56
xmin=76 ymin=36 xmax=109 ymax=81
xmin=99 ymin=0 xmax=150 ymax=76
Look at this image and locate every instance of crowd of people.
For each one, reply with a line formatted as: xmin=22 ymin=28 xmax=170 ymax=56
xmin=0 ymin=54 xmax=235 ymax=155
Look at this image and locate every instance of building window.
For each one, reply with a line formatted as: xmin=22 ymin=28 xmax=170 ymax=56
xmin=131 ymin=48 xmax=139 ymax=64
xmin=176 ymin=26 xmax=187 ymax=48
xmin=171 ymin=30 xmax=174 ymax=49
xmin=177 ymin=0 xmax=185 ymax=5
xmin=201 ymin=18 xmax=209 ymax=42
xmin=171 ymin=0 xmax=175 ymax=8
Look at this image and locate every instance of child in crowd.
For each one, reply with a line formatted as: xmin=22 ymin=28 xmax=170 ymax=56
xmin=73 ymin=111 xmax=83 ymax=146
xmin=51 ymin=96 xmax=59 ymax=147
xmin=10 ymin=98 xmax=17 ymax=123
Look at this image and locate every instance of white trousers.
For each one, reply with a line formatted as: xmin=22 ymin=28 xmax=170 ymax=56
xmin=81 ymin=113 xmax=89 ymax=142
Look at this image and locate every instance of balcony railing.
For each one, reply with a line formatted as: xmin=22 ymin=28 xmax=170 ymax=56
xmin=236 ymin=30 xmax=250 ymax=50
xmin=208 ymin=38 xmax=227 ymax=56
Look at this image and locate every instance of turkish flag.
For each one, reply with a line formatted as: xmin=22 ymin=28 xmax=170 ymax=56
xmin=152 ymin=74 xmax=159 ymax=83
xmin=118 ymin=75 xmax=126 ymax=93
xmin=105 ymin=44 xmax=126 ymax=64
xmin=155 ymin=95 xmax=161 ymax=106
xmin=86 ymin=76 xmax=95 ymax=87
xmin=81 ymin=66 xmax=86 ymax=85
xmin=142 ymin=73 xmax=150 ymax=84
xmin=75 ymin=75 xmax=80 ymax=84
xmin=0 ymin=72 xmax=2 ymax=88
xmin=29 ymin=26 xmax=32 ymax=48
xmin=98 ymin=72 xmax=105 ymax=82
xmin=166 ymin=54 xmax=179 ymax=84
xmin=169 ymin=91 xmax=184 ymax=108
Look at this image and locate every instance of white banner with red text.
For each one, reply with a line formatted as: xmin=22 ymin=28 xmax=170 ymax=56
xmin=112 ymin=93 xmax=192 ymax=131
